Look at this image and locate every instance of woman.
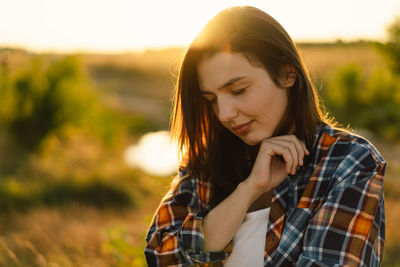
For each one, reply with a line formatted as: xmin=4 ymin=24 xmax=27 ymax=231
xmin=145 ymin=6 xmax=387 ymax=267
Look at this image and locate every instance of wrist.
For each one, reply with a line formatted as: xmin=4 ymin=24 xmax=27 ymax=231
xmin=239 ymin=179 xmax=267 ymax=203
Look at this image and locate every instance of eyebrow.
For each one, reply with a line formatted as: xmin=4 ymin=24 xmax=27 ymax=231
xmin=200 ymin=76 xmax=247 ymax=94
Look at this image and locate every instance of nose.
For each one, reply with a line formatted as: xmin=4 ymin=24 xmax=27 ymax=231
xmin=216 ymin=98 xmax=239 ymax=123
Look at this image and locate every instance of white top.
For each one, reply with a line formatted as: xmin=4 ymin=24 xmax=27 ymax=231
xmin=223 ymin=207 xmax=270 ymax=267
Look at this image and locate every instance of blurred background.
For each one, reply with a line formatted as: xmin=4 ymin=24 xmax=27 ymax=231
xmin=1 ymin=0 xmax=400 ymax=266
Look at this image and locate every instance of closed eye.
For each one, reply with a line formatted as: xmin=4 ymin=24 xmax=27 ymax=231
xmin=202 ymin=96 xmax=216 ymax=104
xmin=202 ymin=87 xmax=247 ymax=104
xmin=232 ymin=87 xmax=247 ymax=95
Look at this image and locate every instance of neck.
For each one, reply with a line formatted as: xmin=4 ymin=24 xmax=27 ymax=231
xmin=288 ymin=123 xmax=296 ymax=135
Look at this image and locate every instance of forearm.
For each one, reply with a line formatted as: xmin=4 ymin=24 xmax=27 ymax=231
xmin=203 ymin=179 xmax=264 ymax=251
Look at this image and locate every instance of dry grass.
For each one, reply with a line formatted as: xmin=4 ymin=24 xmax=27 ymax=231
xmin=299 ymin=44 xmax=385 ymax=78
xmin=0 ymin=178 xmax=171 ymax=267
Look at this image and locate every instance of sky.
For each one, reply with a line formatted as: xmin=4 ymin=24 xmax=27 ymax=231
xmin=1 ymin=0 xmax=400 ymax=53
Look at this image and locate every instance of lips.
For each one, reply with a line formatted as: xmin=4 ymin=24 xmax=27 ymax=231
xmin=232 ymin=120 xmax=253 ymax=135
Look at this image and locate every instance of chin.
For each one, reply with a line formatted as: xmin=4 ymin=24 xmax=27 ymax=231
xmin=241 ymin=136 xmax=262 ymax=146
xmin=245 ymin=141 xmax=259 ymax=146
xmin=242 ymin=132 xmax=271 ymax=146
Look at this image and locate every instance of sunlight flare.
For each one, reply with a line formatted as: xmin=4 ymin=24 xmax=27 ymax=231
xmin=124 ymin=131 xmax=179 ymax=176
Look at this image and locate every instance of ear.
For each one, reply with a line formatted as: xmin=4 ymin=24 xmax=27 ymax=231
xmin=278 ymin=65 xmax=297 ymax=88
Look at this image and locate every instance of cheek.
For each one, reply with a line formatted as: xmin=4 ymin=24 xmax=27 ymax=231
xmin=251 ymin=88 xmax=287 ymax=120
xmin=246 ymin=87 xmax=274 ymax=113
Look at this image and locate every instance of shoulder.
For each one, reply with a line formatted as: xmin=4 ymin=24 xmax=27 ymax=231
xmin=318 ymin=123 xmax=387 ymax=179
xmin=320 ymin=123 xmax=386 ymax=166
xmin=166 ymin=166 xmax=211 ymax=211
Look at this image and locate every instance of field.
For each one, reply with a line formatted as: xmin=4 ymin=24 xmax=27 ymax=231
xmin=0 ymin=42 xmax=399 ymax=266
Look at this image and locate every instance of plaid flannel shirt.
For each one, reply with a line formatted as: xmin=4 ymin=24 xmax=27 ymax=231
xmin=145 ymin=122 xmax=387 ymax=266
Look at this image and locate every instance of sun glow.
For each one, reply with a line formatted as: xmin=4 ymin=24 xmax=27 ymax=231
xmin=124 ymin=131 xmax=179 ymax=176
xmin=0 ymin=0 xmax=399 ymax=53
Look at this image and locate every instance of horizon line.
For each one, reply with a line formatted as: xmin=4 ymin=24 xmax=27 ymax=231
xmin=0 ymin=38 xmax=385 ymax=55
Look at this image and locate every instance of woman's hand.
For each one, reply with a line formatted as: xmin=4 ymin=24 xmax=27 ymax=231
xmin=244 ymin=135 xmax=310 ymax=193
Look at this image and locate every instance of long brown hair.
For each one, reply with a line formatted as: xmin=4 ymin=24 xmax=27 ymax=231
xmin=170 ymin=6 xmax=338 ymax=208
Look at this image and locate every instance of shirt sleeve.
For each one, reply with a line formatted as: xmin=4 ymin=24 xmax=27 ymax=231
xmin=144 ymin=167 xmax=230 ymax=266
xmin=297 ymin=156 xmax=387 ymax=266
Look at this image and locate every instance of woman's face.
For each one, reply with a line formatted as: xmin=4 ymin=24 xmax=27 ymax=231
xmin=197 ymin=52 xmax=294 ymax=146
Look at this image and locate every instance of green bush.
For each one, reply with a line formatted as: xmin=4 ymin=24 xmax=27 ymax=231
xmin=40 ymin=178 xmax=133 ymax=209
xmin=0 ymin=177 xmax=134 ymax=213
xmin=0 ymin=53 xmax=159 ymax=176
xmin=323 ymin=63 xmax=364 ymax=120
xmin=376 ymin=16 xmax=400 ymax=75
xmin=322 ymin=14 xmax=400 ymax=142
xmin=323 ymin=63 xmax=400 ymax=141
xmin=0 ymin=55 xmax=102 ymax=149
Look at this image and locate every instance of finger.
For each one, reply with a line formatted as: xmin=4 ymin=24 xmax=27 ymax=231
xmin=268 ymin=139 xmax=298 ymax=174
xmin=269 ymin=135 xmax=309 ymax=164
xmin=269 ymin=138 xmax=303 ymax=173
xmin=286 ymin=137 xmax=305 ymax=167
xmin=289 ymin=136 xmax=309 ymax=155
xmin=264 ymin=142 xmax=294 ymax=174
xmin=301 ymin=141 xmax=310 ymax=155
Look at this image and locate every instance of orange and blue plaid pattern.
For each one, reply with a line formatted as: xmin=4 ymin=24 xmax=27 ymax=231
xmin=145 ymin=122 xmax=387 ymax=266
